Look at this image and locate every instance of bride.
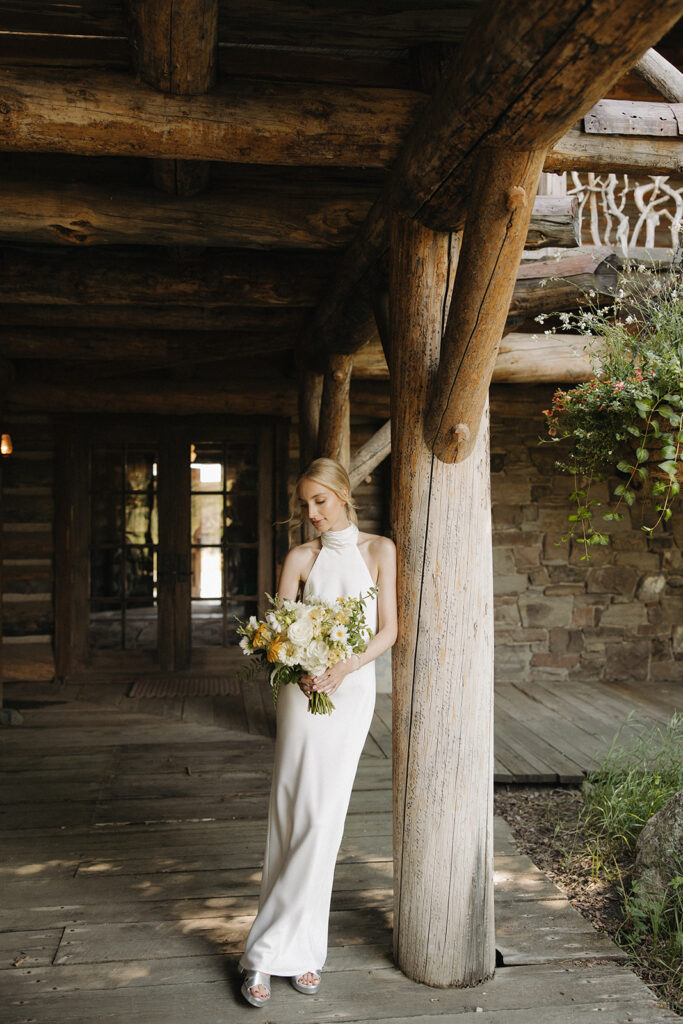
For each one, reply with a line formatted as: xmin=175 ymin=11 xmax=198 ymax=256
xmin=239 ymin=456 xmax=398 ymax=1007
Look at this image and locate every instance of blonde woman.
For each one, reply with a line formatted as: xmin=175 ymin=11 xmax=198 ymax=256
xmin=239 ymin=457 xmax=398 ymax=1007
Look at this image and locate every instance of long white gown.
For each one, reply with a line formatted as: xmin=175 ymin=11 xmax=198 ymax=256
xmin=239 ymin=521 xmax=378 ymax=976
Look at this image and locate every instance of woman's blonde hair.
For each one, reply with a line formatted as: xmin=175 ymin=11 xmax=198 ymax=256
xmin=284 ymin=457 xmax=360 ymax=538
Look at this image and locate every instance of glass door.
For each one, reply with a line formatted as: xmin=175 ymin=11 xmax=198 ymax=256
xmin=58 ymin=416 xmax=276 ymax=677
xmin=89 ymin=441 xmax=160 ymax=657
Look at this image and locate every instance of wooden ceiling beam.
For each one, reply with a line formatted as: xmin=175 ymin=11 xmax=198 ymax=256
xmin=2 ymin=65 xmax=679 ymax=176
xmin=0 ymin=183 xmax=578 ymax=250
xmin=311 ymin=0 xmax=683 ymax=362
xmin=0 ymin=178 xmax=376 ymax=249
xmin=0 ymin=68 xmax=425 ymax=168
xmin=0 ymin=248 xmax=335 ymax=307
xmin=545 ymin=125 xmax=683 ymax=175
xmin=0 ymin=304 xmax=307 ymax=332
xmin=0 ymin=327 xmax=293 ymax=362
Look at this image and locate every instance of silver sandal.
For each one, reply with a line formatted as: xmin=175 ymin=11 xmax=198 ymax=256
xmin=290 ymin=970 xmax=321 ymax=995
xmin=241 ymin=969 xmax=271 ymax=1007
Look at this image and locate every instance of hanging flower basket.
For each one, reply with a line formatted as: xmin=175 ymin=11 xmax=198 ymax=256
xmin=539 ymin=259 xmax=683 ymax=559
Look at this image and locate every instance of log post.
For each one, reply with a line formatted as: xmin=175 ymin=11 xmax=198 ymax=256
xmin=390 ymin=214 xmax=495 ymax=987
xmin=317 ymin=353 xmax=352 ymax=470
xmin=126 ymin=0 xmax=218 ymax=196
xmin=424 ymin=147 xmax=547 ymax=462
xmin=297 ymin=361 xmax=324 ymax=541
xmin=349 ymin=419 xmax=391 ymax=491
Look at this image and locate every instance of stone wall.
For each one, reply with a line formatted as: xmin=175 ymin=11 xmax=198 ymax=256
xmin=490 ymin=385 xmax=683 ymax=685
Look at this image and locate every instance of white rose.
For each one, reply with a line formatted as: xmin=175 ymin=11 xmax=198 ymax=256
xmin=288 ymin=617 xmax=314 ymax=646
xmin=307 ymin=640 xmax=329 ymax=664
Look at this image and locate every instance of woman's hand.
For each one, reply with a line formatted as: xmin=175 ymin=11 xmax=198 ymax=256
xmin=298 ymin=673 xmax=315 ymax=699
xmin=307 ymin=659 xmax=353 ymax=698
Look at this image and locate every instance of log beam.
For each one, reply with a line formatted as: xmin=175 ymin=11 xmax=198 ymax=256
xmin=634 ymin=48 xmax=683 ymax=103
xmin=316 ymin=354 xmax=353 ymax=470
xmin=312 ymin=0 xmax=683 ymax=361
xmin=0 ymin=68 xmax=424 ymax=168
xmin=390 ymin=213 xmax=494 ymax=986
xmin=425 ymin=147 xmax=547 ymax=462
xmin=545 ymin=125 xmax=683 ymax=174
xmin=0 ymin=304 xmax=308 ymax=333
xmin=0 ymin=248 xmax=334 ymax=307
xmin=349 ymin=420 xmax=391 ymax=491
xmin=0 ymin=178 xmax=376 ymax=250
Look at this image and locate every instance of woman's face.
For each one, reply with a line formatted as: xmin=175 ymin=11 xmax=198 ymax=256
xmin=298 ymin=478 xmax=348 ymax=532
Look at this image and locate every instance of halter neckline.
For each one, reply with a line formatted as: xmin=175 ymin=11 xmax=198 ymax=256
xmin=319 ymin=521 xmax=359 ymax=550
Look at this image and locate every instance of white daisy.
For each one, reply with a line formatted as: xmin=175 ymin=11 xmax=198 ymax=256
xmin=330 ymin=624 xmax=348 ymax=644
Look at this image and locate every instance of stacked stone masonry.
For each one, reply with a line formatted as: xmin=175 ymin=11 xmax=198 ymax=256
xmin=491 ymin=385 xmax=683 ymax=685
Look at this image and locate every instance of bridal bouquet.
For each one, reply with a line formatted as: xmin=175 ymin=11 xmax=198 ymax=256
xmin=234 ymin=585 xmax=378 ymax=715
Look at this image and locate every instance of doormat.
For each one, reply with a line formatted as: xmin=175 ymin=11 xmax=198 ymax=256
xmin=128 ymin=676 xmax=241 ymax=698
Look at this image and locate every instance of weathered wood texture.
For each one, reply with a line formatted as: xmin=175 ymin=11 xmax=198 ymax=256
xmin=390 ymin=215 xmax=495 ymax=987
xmin=0 ymin=69 xmax=425 ymax=167
xmin=545 ymin=125 xmax=683 ymax=174
xmin=126 ymin=0 xmax=218 ymax=95
xmin=317 ymin=354 xmax=353 ymax=470
xmin=0 ymin=249 xmax=334 ymax=306
xmin=424 ymin=147 xmax=546 ymax=463
xmin=296 ymin=366 xmax=323 ymax=473
xmin=634 ymin=47 xmax=683 ymax=103
xmin=352 ymin=333 xmax=597 ymax=385
xmin=0 ymin=179 xmax=375 ymax=248
xmin=312 ymin=0 xmax=683 ymax=360
xmin=349 ymin=420 xmax=391 ymax=491
xmin=126 ymin=0 xmax=218 ymax=197
xmin=0 ymin=327 xmax=294 ymax=363
xmin=0 ymin=184 xmax=578 ymax=250
xmin=0 ymin=304 xmax=308 ymax=332
xmin=583 ymin=99 xmax=683 ymax=137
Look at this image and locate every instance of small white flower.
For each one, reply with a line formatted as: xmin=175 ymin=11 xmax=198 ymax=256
xmin=625 ymin=315 xmax=634 ymax=324
xmin=266 ymin=611 xmax=278 ymax=630
xmin=248 ymin=615 xmax=258 ymax=628
xmin=589 ymin=290 xmax=596 ymax=297
xmin=330 ymin=624 xmax=348 ymax=644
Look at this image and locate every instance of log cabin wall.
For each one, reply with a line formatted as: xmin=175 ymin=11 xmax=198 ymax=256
xmin=2 ymin=414 xmax=55 ymax=681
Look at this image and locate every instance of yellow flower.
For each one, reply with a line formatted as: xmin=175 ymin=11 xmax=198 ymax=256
xmin=252 ymin=623 xmax=270 ymax=649
xmin=266 ymin=637 xmax=287 ymax=663
xmin=329 ymin=649 xmax=342 ymax=664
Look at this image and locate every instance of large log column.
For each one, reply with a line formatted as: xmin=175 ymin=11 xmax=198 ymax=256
xmin=390 ymin=214 xmax=495 ymax=987
xmin=317 ymin=353 xmax=352 ymax=470
xmin=297 ymin=361 xmax=324 ymax=542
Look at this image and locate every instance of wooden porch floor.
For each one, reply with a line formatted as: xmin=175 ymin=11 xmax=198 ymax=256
xmin=1 ymin=681 xmax=679 ymax=1023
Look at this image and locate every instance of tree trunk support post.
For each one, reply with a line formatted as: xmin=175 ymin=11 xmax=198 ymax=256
xmin=389 ymin=212 xmax=495 ymax=987
xmin=317 ymin=353 xmax=353 ymax=470
xmin=424 ymin=147 xmax=547 ymax=463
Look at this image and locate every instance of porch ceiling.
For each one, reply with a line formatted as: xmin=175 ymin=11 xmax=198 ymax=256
xmin=0 ymin=2 xmax=681 ymax=413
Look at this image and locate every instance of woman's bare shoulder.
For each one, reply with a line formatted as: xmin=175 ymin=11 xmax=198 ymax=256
xmin=285 ymin=539 xmax=321 ymax=564
xmin=359 ymin=532 xmax=396 ymax=557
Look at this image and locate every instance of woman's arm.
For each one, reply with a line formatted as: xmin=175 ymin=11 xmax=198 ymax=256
xmin=350 ymin=535 xmax=398 ymax=671
xmin=275 ymin=546 xmax=305 ymax=602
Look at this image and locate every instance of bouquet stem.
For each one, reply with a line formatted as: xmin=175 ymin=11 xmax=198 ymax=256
xmin=309 ymin=691 xmax=335 ymax=716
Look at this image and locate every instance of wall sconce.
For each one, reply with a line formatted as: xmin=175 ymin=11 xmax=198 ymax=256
xmin=0 ymin=430 xmax=13 ymax=457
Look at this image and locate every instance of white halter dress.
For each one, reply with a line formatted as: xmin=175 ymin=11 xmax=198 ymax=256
xmin=239 ymin=521 xmax=378 ymax=976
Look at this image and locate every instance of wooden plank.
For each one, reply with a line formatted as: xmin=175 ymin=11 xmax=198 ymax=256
xmin=584 ymin=98 xmax=682 ymax=136
xmin=495 ymin=896 xmax=626 ymax=965
xmin=495 ymin=686 xmax=605 ymax=772
xmin=495 ymin=702 xmax=586 ymax=781
xmin=0 ymin=928 xmax=63 ymax=970
xmin=1 ymin=961 xmax=673 ymax=1024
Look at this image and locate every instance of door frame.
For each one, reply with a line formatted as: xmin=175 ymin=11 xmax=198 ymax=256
xmin=55 ymin=413 xmax=283 ymax=679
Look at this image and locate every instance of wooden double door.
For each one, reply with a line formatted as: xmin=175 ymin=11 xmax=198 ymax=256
xmin=56 ymin=416 xmax=285 ymax=678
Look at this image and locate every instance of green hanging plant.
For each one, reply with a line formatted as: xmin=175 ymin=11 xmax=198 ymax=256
xmin=539 ymin=259 xmax=683 ymax=560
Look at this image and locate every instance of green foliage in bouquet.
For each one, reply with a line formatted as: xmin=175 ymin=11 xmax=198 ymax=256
xmin=539 ymin=261 xmax=683 ymax=559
